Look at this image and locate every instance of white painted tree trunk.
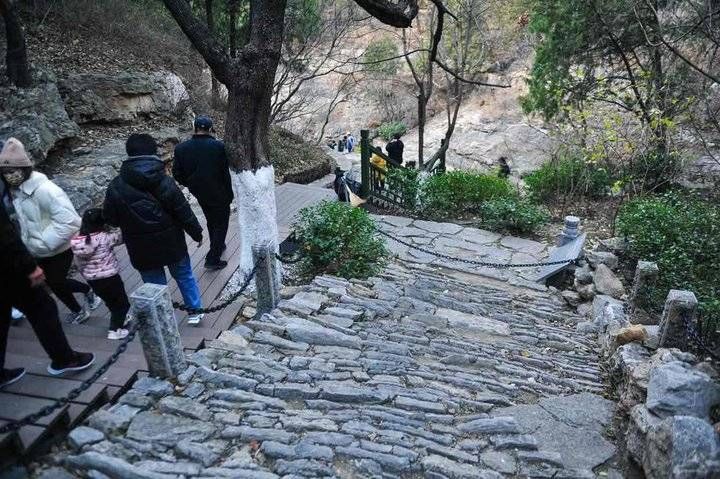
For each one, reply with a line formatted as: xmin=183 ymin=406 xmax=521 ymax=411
xmin=230 ymin=166 xmax=281 ymax=283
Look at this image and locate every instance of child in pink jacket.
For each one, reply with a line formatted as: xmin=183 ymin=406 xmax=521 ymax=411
xmin=71 ymin=209 xmax=131 ymax=340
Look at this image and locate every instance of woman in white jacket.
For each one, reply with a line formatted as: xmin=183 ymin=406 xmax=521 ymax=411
xmin=0 ymin=138 xmax=98 ymax=323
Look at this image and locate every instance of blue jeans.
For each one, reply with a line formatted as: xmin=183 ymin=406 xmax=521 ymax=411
xmin=139 ymin=254 xmax=202 ymax=310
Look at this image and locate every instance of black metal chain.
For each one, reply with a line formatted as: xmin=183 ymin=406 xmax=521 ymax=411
xmin=682 ymin=312 xmax=720 ymax=362
xmin=172 ymin=264 xmax=259 ymax=313
xmin=276 ymin=252 xmax=304 ymax=264
xmin=0 ymin=321 xmax=141 ymax=435
xmin=375 ymin=228 xmax=578 ymax=268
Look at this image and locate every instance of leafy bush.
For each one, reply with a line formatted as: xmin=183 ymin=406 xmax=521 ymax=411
xmin=293 ymin=201 xmax=388 ymax=279
xmin=419 ymin=171 xmax=514 ymax=218
xmin=525 ymin=155 xmax=613 ymax=202
xmin=363 ymin=37 xmax=400 ymax=75
xmin=480 ymin=197 xmax=550 ymax=235
xmin=386 ymin=167 xmax=420 ymax=210
xmin=377 ymin=121 xmax=408 ymax=141
xmin=617 ymin=192 xmax=720 ymax=332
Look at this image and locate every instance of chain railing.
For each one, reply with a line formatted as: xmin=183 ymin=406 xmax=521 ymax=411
xmin=0 ymin=321 xmax=140 ymax=435
xmin=172 ymin=264 xmax=259 ymax=313
xmin=682 ymin=312 xmax=720 ymax=362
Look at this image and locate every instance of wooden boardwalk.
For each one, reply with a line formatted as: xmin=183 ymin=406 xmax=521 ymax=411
xmin=0 ymin=182 xmax=336 ymax=462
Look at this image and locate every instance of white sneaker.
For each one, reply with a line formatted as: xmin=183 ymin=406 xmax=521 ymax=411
xmin=86 ymin=291 xmax=102 ymax=310
xmin=66 ymin=308 xmax=90 ymax=324
xmin=124 ymin=313 xmax=134 ymax=326
xmin=11 ymin=308 xmax=25 ymax=322
xmin=187 ymin=313 xmax=204 ymax=326
xmin=107 ymin=328 xmax=129 ymax=340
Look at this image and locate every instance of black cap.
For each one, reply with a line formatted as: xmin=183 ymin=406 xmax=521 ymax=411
xmin=194 ymin=116 xmax=213 ymax=130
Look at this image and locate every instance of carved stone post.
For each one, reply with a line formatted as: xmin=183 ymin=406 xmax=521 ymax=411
xmin=557 ymin=216 xmax=581 ymax=246
xmin=130 ymin=284 xmax=187 ymax=379
xmin=629 ymin=261 xmax=659 ymax=321
xmin=658 ymin=290 xmax=698 ymax=350
xmin=253 ymin=243 xmax=280 ymax=318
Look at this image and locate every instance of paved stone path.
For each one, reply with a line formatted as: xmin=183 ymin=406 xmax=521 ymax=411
xmin=38 ymin=252 xmax=619 ymax=478
xmin=375 ymin=215 xmax=550 ymax=289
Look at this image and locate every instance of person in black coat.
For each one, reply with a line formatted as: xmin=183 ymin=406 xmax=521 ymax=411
xmin=386 ymin=133 xmax=405 ymax=164
xmin=173 ymin=116 xmax=233 ymax=270
xmin=104 ymin=133 xmax=206 ymax=325
xmin=1 ymin=177 xmax=95 ymax=386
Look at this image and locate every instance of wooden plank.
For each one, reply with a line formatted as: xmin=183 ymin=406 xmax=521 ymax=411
xmin=2 ymin=374 xmax=107 ymax=406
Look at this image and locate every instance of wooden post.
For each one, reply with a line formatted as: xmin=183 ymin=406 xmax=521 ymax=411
xmin=130 ymin=284 xmax=187 ymax=379
xmin=360 ymin=129 xmax=371 ymax=198
xmin=658 ymin=289 xmax=698 ymax=350
xmin=253 ymin=243 xmax=280 ymax=318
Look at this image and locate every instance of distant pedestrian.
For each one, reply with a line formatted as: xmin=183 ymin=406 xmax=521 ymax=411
xmin=0 ymin=138 xmax=99 ymax=324
xmin=104 ymin=133 xmax=206 ymax=325
xmin=497 ymin=156 xmax=511 ymax=178
xmin=173 ymin=116 xmax=233 ymax=270
xmin=1 ymin=146 xmax=95 ymax=385
xmin=71 ymin=209 xmax=131 ymax=340
xmin=386 ymin=133 xmax=404 ymax=164
xmin=346 ymin=132 xmax=356 ymax=153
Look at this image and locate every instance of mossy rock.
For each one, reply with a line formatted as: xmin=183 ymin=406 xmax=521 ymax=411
xmin=270 ymin=127 xmax=332 ymax=184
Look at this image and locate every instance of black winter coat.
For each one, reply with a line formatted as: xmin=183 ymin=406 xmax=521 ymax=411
xmin=386 ymin=139 xmax=404 ymax=164
xmin=173 ymin=135 xmax=233 ymax=208
xmin=103 ymin=155 xmax=203 ymax=271
xmin=0 ymin=199 xmax=37 ymax=287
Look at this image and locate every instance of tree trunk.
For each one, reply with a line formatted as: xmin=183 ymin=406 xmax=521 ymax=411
xmin=205 ymin=0 xmax=221 ymax=108
xmin=417 ymin=93 xmax=426 ymax=167
xmin=1 ymin=0 xmax=31 ymax=87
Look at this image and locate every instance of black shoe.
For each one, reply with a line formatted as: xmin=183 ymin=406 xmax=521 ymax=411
xmin=0 ymin=368 xmax=26 ymax=388
xmin=205 ymin=260 xmax=228 ymax=270
xmin=47 ymin=352 xmax=95 ymax=376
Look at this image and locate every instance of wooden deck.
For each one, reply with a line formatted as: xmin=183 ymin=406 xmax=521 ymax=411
xmin=0 ymin=182 xmax=336 ymax=462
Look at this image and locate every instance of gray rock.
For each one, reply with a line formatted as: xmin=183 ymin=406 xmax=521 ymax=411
xmin=220 ymin=426 xmax=297 ymax=444
xmin=86 ymin=410 xmax=131 ymax=435
xmin=158 ymin=396 xmax=212 ymax=421
xmin=68 ymin=426 xmax=105 ymax=450
xmin=126 ymin=411 xmax=216 ymax=446
xmin=64 ymin=452 xmax=171 ymax=479
xmin=285 ymin=322 xmax=361 ymax=348
xmin=586 ymin=251 xmax=619 ymax=271
xmin=336 ymin=446 xmax=410 ymax=471
xmin=132 ymin=377 xmax=174 ymax=398
xmin=414 ymin=220 xmax=464 ymax=235
xmin=58 ymin=71 xmax=191 ymax=124
xmin=435 ymin=308 xmax=511 ymax=336
xmin=458 ymin=417 xmax=519 ymax=434
xmin=175 ymin=440 xmax=221 ymax=467
xmin=422 ymin=454 xmax=503 ymax=479
xmin=274 ymin=459 xmax=334 ymax=477
xmin=36 ymin=467 xmax=76 ymax=479
xmin=135 ymin=460 xmax=201 ymax=476
xmin=195 ymin=366 xmax=259 ymax=390
xmin=318 ymin=381 xmax=390 ymax=403
xmin=646 ymin=361 xmax=720 ymax=419
xmin=593 ymin=264 xmax=625 ymax=299
xmin=574 ymin=265 xmax=594 ymax=285
xmin=395 ymin=395 xmax=447 ymax=413
xmin=480 ymin=451 xmax=517 ymax=474
xmin=561 ymin=290 xmax=582 ymax=308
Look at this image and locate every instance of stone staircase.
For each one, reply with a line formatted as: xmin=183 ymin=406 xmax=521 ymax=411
xmin=37 ymin=259 xmax=618 ymax=479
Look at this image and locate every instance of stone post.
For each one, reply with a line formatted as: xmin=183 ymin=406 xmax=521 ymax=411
xmin=629 ymin=261 xmax=659 ymax=317
xmin=658 ymin=289 xmax=698 ymax=350
xmin=557 ymin=216 xmax=581 ymax=246
xmin=253 ymin=243 xmax=280 ymax=318
xmin=130 ymin=284 xmax=187 ymax=379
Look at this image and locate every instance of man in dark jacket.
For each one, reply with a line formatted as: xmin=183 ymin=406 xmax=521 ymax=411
xmin=104 ymin=133 xmax=206 ymax=325
xmin=386 ymin=133 xmax=404 ymax=164
xmin=1 ymin=178 xmax=95 ymax=387
xmin=173 ymin=116 xmax=233 ymax=270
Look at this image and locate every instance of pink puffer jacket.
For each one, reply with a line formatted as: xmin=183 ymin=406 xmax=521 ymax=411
xmin=70 ymin=230 xmax=123 ymax=280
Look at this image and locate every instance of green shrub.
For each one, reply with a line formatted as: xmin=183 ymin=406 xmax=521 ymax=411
xmin=293 ymin=201 xmax=388 ymax=279
xmin=377 ymin=121 xmax=408 ymax=142
xmin=617 ymin=192 xmax=720 ymax=332
xmin=419 ymin=171 xmax=514 ymax=218
xmin=480 ymin=197 xmax=550 ymax=235
xmin=525 ymin=155 xmax=613 ymax=202
xmin=363 ymin=37 xmax=399 ymax=75
xmin=386 ymin=167 xmax=420 ymax=210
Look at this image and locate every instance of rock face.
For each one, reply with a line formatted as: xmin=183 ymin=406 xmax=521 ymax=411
xmin=0 ymin=81 xmax=80 ymax=164
xmin=58 ymin=71 xmax=191 ymax=124
xmin=646 ymin=361 xmax=720 ymax=419
xmin=593 ymin=264 xmax=625 ymax=299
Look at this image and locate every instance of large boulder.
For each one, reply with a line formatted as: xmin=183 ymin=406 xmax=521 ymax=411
xmin=0 ymin=82 xmax=80 ymax=165
xmin=646 ymin=361 xmax=720 ymax=419
xmin=593 ymin=264 xmax=625 ymax=299
xmin=58 ymin=71 xmax=191 ymax=124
